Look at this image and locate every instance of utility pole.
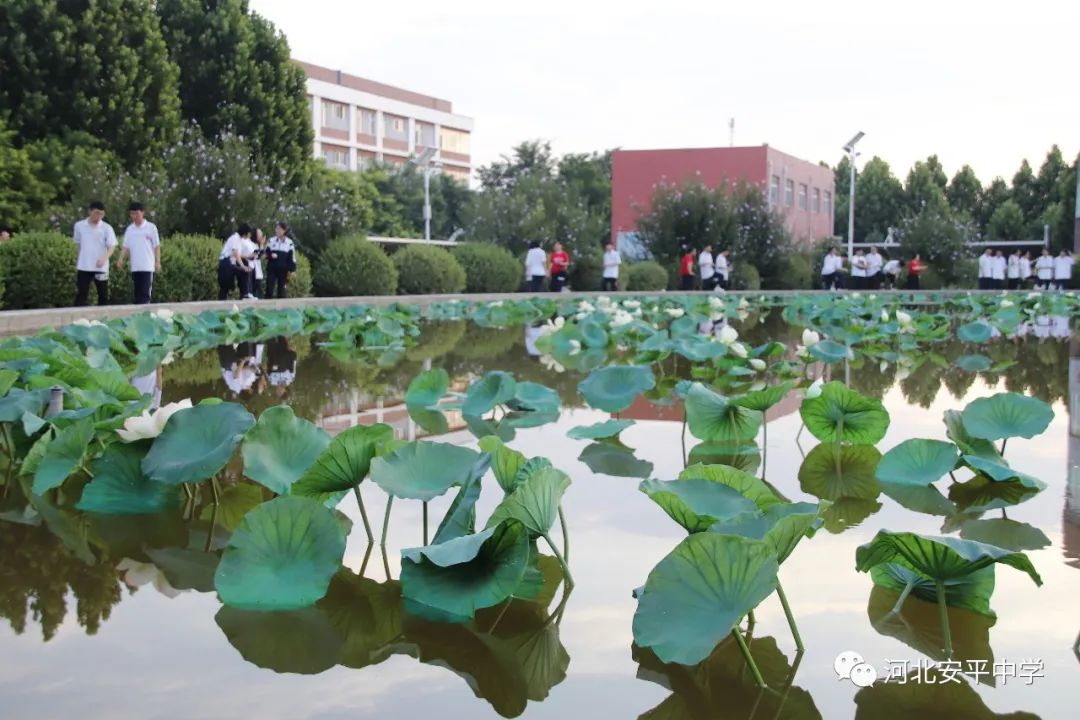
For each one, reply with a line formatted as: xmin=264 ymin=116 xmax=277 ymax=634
xmin=729 ymin=118 xmax=735 ymax=147
xmin=842 ymin=132 xmax=865 ymax=258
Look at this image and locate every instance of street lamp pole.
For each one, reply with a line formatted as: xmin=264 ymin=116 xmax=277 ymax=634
xmin=410 ymin=146 xmax=440 ymax=241
xmin=843 ymin=131 xmax=865 ymax=259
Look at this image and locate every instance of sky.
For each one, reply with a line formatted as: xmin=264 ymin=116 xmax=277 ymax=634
xmin=250 ymin=0 xmax=1079 ymax=184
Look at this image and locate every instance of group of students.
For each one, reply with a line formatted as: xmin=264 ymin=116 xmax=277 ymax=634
xmin=977 ymin=247 xmax=1074 ymax=290
xmin=67 ymin=199 xmax=300 ymax=307
xmin=216 ymin=336 xmax=297 ymax=398
xmin=679 ymin=245 xmax=732 ymax=291
xmin=523 ymin=241 xmax=625 ymax=292
xmin=217 ymin=222 xmax=298 ymax=301
xmin=820 ymin=246 xmax=917 ymax=290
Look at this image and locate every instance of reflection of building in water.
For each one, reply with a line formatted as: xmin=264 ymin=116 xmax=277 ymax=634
xmin=316 ymin=384 xmax=471 ymax=444
xmin=619 ymin=386 xmax=804 ymax=424
xmin=1065 ymin=337 xmax=1080 ymax=568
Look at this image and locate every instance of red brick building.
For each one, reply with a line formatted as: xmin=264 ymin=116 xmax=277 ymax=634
xmin=611 ymin=145 xmax=835 ymax=248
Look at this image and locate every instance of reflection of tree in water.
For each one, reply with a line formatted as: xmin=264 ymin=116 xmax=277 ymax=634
xmin=848 ymin=356 xmax=898 ymax=401
xmin=0 ymin=521 xmax=124 ymax=640
xmin=854 ymin=666 xmax=1040 ymax=719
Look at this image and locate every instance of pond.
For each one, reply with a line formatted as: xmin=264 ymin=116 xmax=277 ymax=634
xmin=0 ymin=294 xmax=1077 ymax=719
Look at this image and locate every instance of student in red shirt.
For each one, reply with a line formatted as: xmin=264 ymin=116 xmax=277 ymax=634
xmin=550 ymin=242 xmax=570 ymax=292
xmin=680 ymin=245 xmax=695 ymax=291
xmin=905 ymin=253 xmax=924 ymax=290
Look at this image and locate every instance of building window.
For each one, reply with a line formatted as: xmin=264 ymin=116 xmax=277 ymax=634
xmin=439 ymin=127 xmax=471 ymax=155
xmin=321 ymin=146 xmax=349 ymax=168
xmin=824 ymin=191 xmax=833 ymax=216
xmin=798 ymin=184 xmax=808 ymax=210
xmin=357 ymin=108 xmax=376 ymax=137
xmin=384 ymin=114 xmax=408 ymax=141
xmin=785 ymin=179 xmax=795 ymax=207
xmin=813 ymin=188 xmax=821 ymax=213
xmin=444 ymin=166 xmax=471 ymax=184
xmin=769 ymin=175 xmax=780 ymax=204
xmin=322 ymin=101 xmax=348 ymax=131
xmin=415 ymin=122 xmax=436 ymax=148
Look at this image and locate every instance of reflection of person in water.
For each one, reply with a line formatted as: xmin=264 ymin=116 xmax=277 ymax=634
xmin=217 ymin=342 xmax=266 ymax=397
xmin=265 ymin=336 xmax=298 ymax=398
xmin=130 ymin=365 xmax=163 ymax=410
xmin=1050 ymin=315 xmax=1070 ymax=339
xmin=524 ymin=323 xmax=544 ymax=357
xmin=1034 ymin=315 xmax=1051 ymax=340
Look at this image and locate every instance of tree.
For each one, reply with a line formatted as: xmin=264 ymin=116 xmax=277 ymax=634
xmin=477 ymin=140 xmax=557 ymax=192
xmin=0 ymin=120 xmax=51 ymax=231
xmin=1052 ymin=152 xmax=1079 ymax=251
xmin=833 ymin=155 xmax=852 ymax=237
xmin=977 ymin=177 xmax=1011 ymax=234
xmin=897 ymin=204 xmax=972 ymax=286
xmin=156 ymin=0 xmax=313 ymax=187
xmin=1010 ymin=159 xmax=1038 ymax=222
xmin=986 ymin=199 xmax=1025 ymax=241
xmin=853 ymin=157 xmax=904 ymax=242
xmin=0 ymin=0 xmax=181 ymax=168
xmin=946 ymin=165 xmax=982 ymax=218
xmin=558 ymin=150 xmax=614 ymax=225
xmin=904 ymin=156 xmax=949 ymax=213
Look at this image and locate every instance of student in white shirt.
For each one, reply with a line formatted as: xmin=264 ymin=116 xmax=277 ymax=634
xmin=115 ymin=202 xmax=161 ymax=304
xmin=716 ymin=250 xmax=731 ymax=290
xmin=525 ymin=241 xmax=547 ymax=292
xmin=990 ymin=250 xmax=1006 ymax=290
xmin=1034 ymin=248 xmax=1054 ymax=289
xmin=1019 ymin=251 xmax=1033 ymax=287
xmin=238 ymin=231 xmax=259 ymax=299
xmin=882 ymin=256 xmax=901 ymax=289
xmin=249 ymin=227 xmax=266 ymax=299
xmin=851 ymin=249 xmax=868 ymax=290
xmin=1006 ymin=249 xmax=1021 ymax=290
xmin=821 ymin=248 xmax=840 ymax=290
xmin=73 ymin=200 xmax=118 ymax=306
xmin=866 ymin=246 xmax=883 ymax=289
xmin=1053 ymin=249 xmax=1074 ymax=290
xmin=265 ymin=222 xmax=298 ymax=299
xmin=698 ymin=245 xmax=715 ymax=290
xmin=218 ymin=224 xmax=253 ymax=300
xmin=977 ymin=249 xmax=993 ymax=290
xmin=601 ymin=243 xmax=621 ymax=291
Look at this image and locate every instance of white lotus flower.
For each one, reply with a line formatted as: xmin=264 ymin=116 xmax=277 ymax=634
xmin=730 ymin=342 xmax=748 ymax=359
xmin=718 ymin=325 xmax=739 ymax=345
xmin=664 ymin=308 xmax=685 ymax=318
xmin=1000 ymin=299 xmax=1014 ymax=308
xmin=152 ymin=308 xmax=175 ymax=323
xmin=749 ymin=358 xmax=766 ymax=371
xmin=540 ymin=354 xmax=565 ymax=373
xmin=162 ymin=351 xmax=175 ymax=366
xmin=153 ymin=399 xmax=193 ymax=432
xmin=895 ymin=366 xmax=911 ymax=382
xmin=117 ymin=558 xmax=181 ymax=599
xmin=1026 ymin=292 xmax=1041 ymax=299
xmin=738 ymin=298 xmax=750 ymax=310
xmin=869 ymin=294 xmax=877 ymax=301
xmin=116 ymin=411 xmax=158 ymax=442
xmin=610 ymin=310 xmax=634 ymax=328
xmin=801 ymin=328 xmax=821 ymax=347
xmin=578 ymin=301 xmax=595 ymax=314
xmin=880 ymin=309 xmax=889 ymax=322
xmin=879 ymin=361 xmax=889 ymax=373
xmin=596 ymin=295 xmax=612 ymax=308
xmin=622 ymin=300 xmax=641 ymax=309
xmin=748 ymin=380 xmax=767 ymax=392
xmin=736 ymin=309 xmax=750 ymax=321
xmin=805 ymin=378 xmax=824 ymax=399
xmin=574 ymin=312 xmax=589 ymax=321
xmin=568 ymin=340 xmax=582 ymax=355
xmin=545 ymin=316 xmax=566 ymax=331
xmin=73 ymin=318 xmax=106 ymax=328
xmin=896 ymin=310 xmax=913 ymax=325
xmin=488 ymin=301 xmax=504 ymax=308
xmin=231 ymin=303 xmax=240 ymax=314
xmin=795 ymin=345 xmax=809 ymax=359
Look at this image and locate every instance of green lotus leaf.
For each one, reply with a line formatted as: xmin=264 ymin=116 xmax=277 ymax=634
xmin=808 ymin=339 xmax=852 ymax=363
xmin=477 ymin=435 xmax=526 ymax=494
xmin=943 ymin=409 xmax=1001 ymax=461
xmin=465 ymin=413 xmax=515 ymax=443
xmin=215 ymin=606 xmax=343 ymax=674
xmin=214 ymin=496 xmax=348 ymax=610
xmin=961 ymin=455 xmax=1046 ymax=490
xmin=0 ymin=368 xmax=19 ymax=396
xmin=503 ymin=409 xmax=560 ymax=429
xmin=578 ymin=365 xmax=656 ymax=413
xmin=318 ymin=572 xmax=402 ymax=670
xmin=798 ymin=443 xmax=882 ymax=500
xmin=21 ymin=411 xmax=46 ymax=437
xmin=875 ymin=439 xmax=959 ymax=486
xmin=578 ymin=318 xmax=608 ymax=348
xmin=371 ymin=440 xmax=489 ymax=502
xmin=686 ymin=442 xmax=761 ymax=475
xmin=855 ymin=530 xmax=1042 ymax=586
xmin=880 ymin=481 xmax=957 ymax=516
xmin=710 ymin=501 xmax=827 ymax=564
xmin=510 ymin=382 xmax=561 ymax=414
xmin=408 ymin=406 xmax=450 ymax=436
xmin=672 ymin=336 xmax=726 ymax=362
xmin=76 ymin=441 xmax=179 ymax=514
xmin=463 ymin=371 xmax=518 ymax=416
xmin=958 ymin=518 xmax=1051 ymax=551
xmin=578 ymin=440 xmax=654 ymax=479
xmin=685 ymin=383 xmax=762 ymax=443
xmin=242 ymin=405 xmax=330 ymax=494
xmin=566 ymin=419 xmax=635 ymax=440
xmin=433 ymin=473 xmax=483 ymax=544
xmin=957 ymin=321 xmax=992 ymax=343
xmin=142 ymin=403 xmax=256 ymax=486
xmin=291 ymin=423 xmax=394 ymax=503
xmin=400 ymin=519 xmax=532 ymax=619
xmin=32 ymin=417 xmax=94 ymax=495
xmin=948 ymin=475 xmax=1041 ymax=513
xmin=678 ymin=463 xmax=782 ymax=510
xmin=0 ymin=388 xmax=48 ymax=424
xmin=960 ymin=392 xmax=1053 ymax=441
xmin=640 ymin=477 xmax=760 ymax=534
xmin=732 ymin=382 xmax=793 ymax=412
xmin=490 ymin=601 xmax=569 ymax=702
xmin=201 ymin=483 xmax=265 ymax=531
xmin=854 ymin=665 xmax=1039 ymax=717
xmin=955 ymin=354 xmax=991 ymax=372
xmin=405 ymin=368 xmax=449 ymax=408
xmin=146 ymin=546 xmax=219 ymax=592
xmin=632 ymin=533 xmax=779 ymax=666
xmin=486 ymin=466 xmax=570 ymax=538
xmin=870 ymin=557 xmax=997 ymax=618
xmin=799 ymin=382 xmax=889 ymax=444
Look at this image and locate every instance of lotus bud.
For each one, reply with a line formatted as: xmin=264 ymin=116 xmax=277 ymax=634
xmin=801 ymin=328 xmax=821 ymax=347
xmin=805 ymin=378 xmax=824 ymax=399
xmin=749 ymin=358 xmax=766 ymax=371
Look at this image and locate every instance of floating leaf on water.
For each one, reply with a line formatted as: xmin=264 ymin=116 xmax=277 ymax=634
xmin=242 ymin=405 xmax=330 ymax=494
xmin=960 ymin=392 xmax=1054 ymax=441
xmin=799 ymin=382 xmax=890 ymax=445
xmin=578 ymin=440 xmax=654 ymax=479
xmin=956 ymin=321 xmax=993 ymax=343
xmin=577 ymin=365 xmax=656 ymax=413
xmin=371 ymin=441 xmax=490 ymax=502
xmin=875 ymin=439 xmax=959 ymax=487
xmin=142 ymin=403 xmax=256 ymax=486
xmin=566 ymin=419 xmax=635 ymax=440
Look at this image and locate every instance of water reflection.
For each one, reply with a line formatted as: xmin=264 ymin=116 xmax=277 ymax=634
xmin=853 ymin=668 xmax=1040 ymax=719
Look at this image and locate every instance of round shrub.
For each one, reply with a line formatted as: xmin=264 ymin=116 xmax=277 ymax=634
xmin=107 ymin=234 xmax=223 ymax=304
xmin=625 ymin=261 xmax=668 ymax=291
xmin=314 ymin=235 xmax=397 ymax=297
xmin=0 ymin=232 xmax=77 ymax=309
xmin=405 ymin=320 xmax=466 ymax=361
xmin=393 ymin=244 xmax=466 ymax=295
xmin=774 ymin=253 xmax=812 ymax=290
xmin=567 ymin=249 xmax=604 ymax=292
xmin=733 ymin=263 xmax=761 ymax=291
xmin=452 ymin=243 xmax=521 ymax=293
xmin=290 ymin=252 xmax=313 ymax=298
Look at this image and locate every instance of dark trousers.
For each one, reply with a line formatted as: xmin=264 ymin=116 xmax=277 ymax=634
xmin=218 ymin=259 xmax=237 ymax=300
xmin=252 ymin=277 xmax=263 ymax=299
xmin=551 ymin=271 xmax=567 ymax=292
xmin=75 ymin=270 xmax=108 ymax=307
xmin=267 ymin=268 xmax=289 ymax=298
xmin=527 ymin=275 xmax=545 ymax=292
xmin=602 ymin=277 xmax=617 ymax=291
xmin=906 ymin=274 xmax=921 ymax=290
xmin=681 ymin=275 xmax=694 ymax=291
xmin=822 ymin=273 xmax=835 ymax=290
xmin=132 ymin=272 xmax=153 ymax=304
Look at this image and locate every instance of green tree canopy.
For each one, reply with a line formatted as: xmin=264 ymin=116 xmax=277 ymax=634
xmin=0 ymin=120 xmax=50 ymax=231
xmin=854 ymin=157 xmax=905 ymax=242
xmin=897 ymin=204 xmax=972 ymax=286
xmin=986 ymin=199 xmax=1025 ymax=241
xmin=946 ymin=165 xmax=982 ymax=218
xmin=904 ymin=156 xmax=949 ymax=213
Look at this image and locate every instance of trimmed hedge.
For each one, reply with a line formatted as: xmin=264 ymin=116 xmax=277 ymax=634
xmin=625 ymin=261 xmax=668 ymax=291
xmin=0 ymin=232 xmax=73 ymax=309
xmin=314 ymin=235 xmax=397 ymax=297
xmin=393 ymin=244 xmax=466 ymax=295
xmin=733 ymin=263 xmax=761 ymax=291
xmin=774 ymin=253 xmax=812 ymax=290
xmin=452 ymin=243 xmax=521 ymax=293
xmin=567 ymin=250 xmax=603 ymax=292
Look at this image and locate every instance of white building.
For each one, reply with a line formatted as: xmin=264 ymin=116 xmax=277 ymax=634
xmin=298 ymin=60 xmax=473 ymax=184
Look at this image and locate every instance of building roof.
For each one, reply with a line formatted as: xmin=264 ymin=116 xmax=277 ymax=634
xmin=295 ymin=60 xmax=453 ymax=113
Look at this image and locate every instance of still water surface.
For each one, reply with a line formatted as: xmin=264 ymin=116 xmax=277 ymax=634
xmin=1 ymin=317 xmax=1077 ymax=719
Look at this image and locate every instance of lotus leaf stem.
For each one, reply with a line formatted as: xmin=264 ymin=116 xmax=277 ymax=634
xmin=209 ymin=476 xmax=221 ymax=505
xmin=353 ymin=485 xmax=374 ymax=544
xmin=732 ymin=627 xmax=767 ymax=689
xmin=1000 ymin=438 xmax=1008 ymax=456
xmin=775 ymin=580 xmax=803 ymax=652
xmin=182 ymin=483 xmax=194 ymax=501
xmin=541 ymin=533 xmax=574 ymax=590
xmin=359 ymin=541 xmax=374 ymax=577
xmin=380 ymin=496 xmax=394 ymax=547
xmin=680 ymin=416 xmax=687 ymax=469
xmin=949 ymin=471 xmax=958 ymax=484
xmin=380 ymin=543 xmax=391 ymax=582
xmin=936 ymin=581 xmax=953 ymax=658
xmin=761 ymin=419 xmax=768 ymax=480
xmin=747 ymin=609 xmax=756 ymax=627
xmin=204 ymin=504 xmax=218 ymax=552
xmin=423 ymin=501 xmax=429 ymax=545
xmin=891 ymin=577 xmax=918 ymax=615
xmin=1001 ymin=508 xmax=1008 ymax=520
xmin=487 ymin=597 xmax=513 ymax=634
xmin=558 ymin=505 xmax=570 ymax=562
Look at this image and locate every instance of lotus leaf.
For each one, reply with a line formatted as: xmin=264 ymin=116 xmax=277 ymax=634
xmin=291 ymin=423 xmax=394 ymax=503
xmin=961 ymin=455 xmax=1046 ymax=490
xmin=566 ymin=419 xmax=635 ymax=440
xmin=943 ymin=409 xmax=1001 ymax=460
xmin=32 ymin=417 xmax=94 ymax=495
xmin=371 ymin=441 xmax=489 ymax=502
xmin=215 ymin=606 xmax=343 ymax=674
xmin=578 ymin=440 xmax=654 ymax=479
xmin=960 ymin=392 xmax=1053 ymax=441
xmin=478 ymin=435 xmax=527 ymax=493
xmin=77 ymin=441 xmax=179 ymax=514
xmin=142 ymin=403 xmax=256 ymax=485
xmin=684 ymin=383 xmax=763 ymax=443
xmin=487 ymin=467 xmax=571 ymax=537
xmin=710 ymin=501 xmax=826 ymax=564
xmin=957 ymin=322 xmax=992 ymax=343
xmin=948 ymin=475 xmax=1041 ymax=513
xmin=407 ymin=406 xmax=450 ymax=435
xmin=577 ymin=365 xmax=656 ymax=413
xmin=856 ymin=530 xmax=1042 ymax=586
xmin=732 ymin=382 xmax=793 ymax=412
xmin=808 ymin=339 xmax=852 ymax=363
xmin=242 ymin=405 xmax=330 ymax=494
xmin=640 ymin=477 xmax=760 ymax=533
xmin=405 ymin=368 xmax=450 ymax=408
xmin=146 ymin=546 xmax=219 ymax=593
xmin=678 ymin=463 xmax=782 ymax=510
xmin=433 ymin=474 xmax=483 ymax=544
xmin=318 ymin=572 xmax=402 ymax=670
xmin=955 ymin=354 xmax=992 ymax=372
xmin=463 ymin=371 xmax=517 ymax=416
xmin=798 ymin=443 xmax=882 ymax=500
xmin=799 ymin=382 xmax=889 ymax=444
xmin=510 ymin=382 xmax=560 ymax=414
xmin=880 ymin=481 xmax=957 ymax=516
xmin=875 ymin=439 xmax=959 ymax=486
xmin=958 ymin=518 xmax=1051 ymax=552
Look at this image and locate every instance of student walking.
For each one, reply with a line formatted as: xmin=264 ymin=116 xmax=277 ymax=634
xmin=550 ymin=242 xmax=570 ymax=292
xmin=1053 ymin=249 xmax=1074 ymax=290
xmin=73 ymin=200 xmax=118 ymax=306
xmin=250 ymin=228 xmax=267 ymax=298
xmin=115 ymin=202 xmax=161 ymax=304
xmin=218 ymin=224 xmax=252 ymax=300
xmin=1034 ymin=248 xmax=1054 ymax=289
xmin=866 ymin=246 xmax=883 ymax=289
xmin=602 ymin=242 xmax=621 ymax=291
xmin=821 ymin=247 xmax=842 ymax=290
xmin=698 ymin=245 xmax=715 ymax=290
xmin=265 ymin=222 xmax=297 ymax=299
xmin=525 ymin=241 xmax=547 ymax=292
xmin=716 ymin=249 xmax=731 ymax=290
xmin=680 ymin=245 xmax=695 ymax=290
